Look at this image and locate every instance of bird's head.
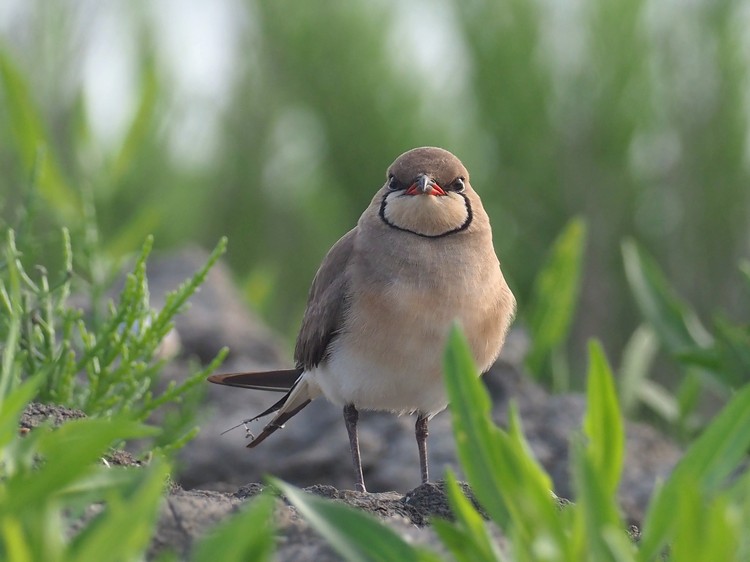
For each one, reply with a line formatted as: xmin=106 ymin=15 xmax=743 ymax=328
xmin=378 ymin=147 xmax=476 ymax=239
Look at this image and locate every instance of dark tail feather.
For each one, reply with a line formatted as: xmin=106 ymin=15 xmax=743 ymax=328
xmin=246 ymin=398 xmax=312 ymax=448
xmin=245 ymin=375 xmax=318 ymax=447
xmin=211 ymin=369 xmax=318 ymax=447
xmin=207 ymin=368 xmax=302 ymax=392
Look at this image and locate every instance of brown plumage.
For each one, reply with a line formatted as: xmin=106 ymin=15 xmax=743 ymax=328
xmin=208 ymin=146 xmax=516 ymax=491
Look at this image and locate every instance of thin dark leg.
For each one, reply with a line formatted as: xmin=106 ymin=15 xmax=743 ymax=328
xmin=344 ymin=404 xmax=366 ymax=492
xmin=416 ymin=413 xmax=430 ymax=484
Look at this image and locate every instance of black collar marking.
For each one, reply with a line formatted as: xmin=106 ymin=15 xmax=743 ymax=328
xmin=378 ymin=192 xmax=473 ymax=239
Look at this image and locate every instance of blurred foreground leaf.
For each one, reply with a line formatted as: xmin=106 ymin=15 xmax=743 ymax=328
xmin=443 ymin=325 xmax=566 ymax=557
xmin=623 ymin=241 xmax=750 ymax=435
xmin=622 ymin=239 xmax=712 ymax=354
xmin=431 ymin=471 xmax=505 ymax=562
xmin=270 ymin=478 xmax=440 ymax=562
xmin=638 ymin=383 xmax=750 ymax=559
xmin=583 ymin=341 xmax=624 ymax=497
xmin=191 ymin=493 xmax=276 ymax=562
xmin=618 ymin=324 xmax=659 ymax=416
xmin=526 ymin=218 xmax=587 ymax=390
xmin=0 ymin=407 xmax=167 ymax=562
xmin=0 ymin=50 xmax=80 ymax=221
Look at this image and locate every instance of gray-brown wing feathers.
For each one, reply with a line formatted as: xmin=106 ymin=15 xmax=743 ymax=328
xmin=294 ymin=229 xmax=356 ymax=370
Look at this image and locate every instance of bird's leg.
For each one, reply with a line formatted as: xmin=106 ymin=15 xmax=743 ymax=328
xmin=415 ymin=413 xmax=430 ymax=484
xmin=344 ymin=404 xmax=366 ymax=492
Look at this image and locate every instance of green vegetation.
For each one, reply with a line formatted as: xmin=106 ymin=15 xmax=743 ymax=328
xmin=0 ymin=384 xmax=276 ymax=561
xmin=0 ymin=218 xmax=228 ymax=451
xmin=0 ymin=382 xmax=169 ymax=562
xmin=1 ymin=1 xmax=747 ymax=361
xmin=1 ymin=0 xmax=750 ymax=559
xmin=620 ymin=241 xmax=750 ymax=440
xmin=0 ymin=177 xmax=229 ymax=557
xmin=278 ymin=328 xmax=750 ymax=561
xmin=525 ymin=217 xmax=587 ymax=390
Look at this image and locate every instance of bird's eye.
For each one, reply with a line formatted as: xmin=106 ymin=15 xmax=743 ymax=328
xmin=451 ymin=178 xmax=466 ymax=192
xmin=387 ymin=176 xmax=401 ymax=191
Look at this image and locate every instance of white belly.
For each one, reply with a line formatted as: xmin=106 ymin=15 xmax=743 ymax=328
xmin=309 ymin=340 xmax=449 ymax=415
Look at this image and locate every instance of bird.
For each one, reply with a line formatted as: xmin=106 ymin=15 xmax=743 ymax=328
xmin=208 ymin=146 xmax=516 ymax=492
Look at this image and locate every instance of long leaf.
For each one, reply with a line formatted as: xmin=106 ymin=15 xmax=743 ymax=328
xmin=618 ymin=325 xmax=659 ymax=415
xmin=271 ymin=479 xmax=440 ymax=562
xmin=571 ymin=438 xmax=630 ymax=562
xmin=0 ymin=230 xmax=23 ymax=402
xmin=0 ymin=50 xmax=80 ymax=220
xmin=191 ymin=492 xmax=276 ymax=562
xmin=0 ymin=377 xmax=42 ymax=453
xmin=583 ymin=340 xmax=624 ymax=496
xmin=622 ymin=240 xmax=712 ymax=353
xmin=526 ymin=217 xmax=587 ymax=383
xmin=639 ymin=383 xmax=750 ymax=559
xmin=109 ymin=58 xmax=160 ymax=186
xmin=2 ymin=418 xmax=157 ymax=513
xmin=668 ymin=479 xmax=739 ymax=562
xmin=443 ymin=325 xmax=510 ymax=526
xmin=443 ymin=326 xmax=567 ymax=558
xmin=433 ymin=470 xmax=505 ymax=562
xmin=68 ymin=459 xmax=170 ymax=562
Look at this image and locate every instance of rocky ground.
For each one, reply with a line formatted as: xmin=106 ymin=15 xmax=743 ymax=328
xmin=22 ymin=248 xmax=682 ymax=560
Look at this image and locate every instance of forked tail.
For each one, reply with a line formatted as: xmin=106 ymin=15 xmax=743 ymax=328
xmin=208 ymin=368 xmax=317 ymax=447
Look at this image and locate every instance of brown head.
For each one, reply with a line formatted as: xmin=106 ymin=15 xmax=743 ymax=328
xmin=374 ymin=147 xmax=483 ymax=239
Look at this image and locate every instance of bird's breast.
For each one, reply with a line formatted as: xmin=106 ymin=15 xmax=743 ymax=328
xmin=311 ymin=254 xmax=508 ymax=414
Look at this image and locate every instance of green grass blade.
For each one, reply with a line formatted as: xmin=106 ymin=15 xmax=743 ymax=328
xmin=68 ymin=459 xmax=170 ymax=562
xmin=0 ymin=230 xmax=24 ymax=402
xmin=526 ymin=217 xmax=587 ymax=384
xmin=618 ymin=325 xmax=659 ymax=415
xmin=0 ymin=377 xmax=42 ymax=452
xmin=109 ymin=58 xmax=160 ymax=186
xmin=431 ymin=519 xmax=475 ymax=562
xmin=436 ymin=470 xmax=505 ymax=562
xmin=571 ymin=438 xmax=630 ymax=562
xmin=0 ymin=50 xmax=80 ymax=220
xmin=443 ymin=325 xmax=510 ymax=526
xmin=668 ymin=479 xmax=739 ymax=562
xmin=639 ymin=382 xmax=750 ymax=559
xmin=270 ymin=478 xmax=441 ymax=562
xmin=622 ymin=240 xmax=712 ymax=353
xmin=443 ymin=326 xmax=567 ymax=559
xmin=740 ymin=261 xmax=750 ymax=288
xmin=191 ymin=493 xmax=276 ymax=562
xmin=583 ymin=340 xmax=624 ymax=496
xmin=635 ymin=379 xmax=679 ymax=424
xmin=2 ymin=418 xmax=158 ymax=513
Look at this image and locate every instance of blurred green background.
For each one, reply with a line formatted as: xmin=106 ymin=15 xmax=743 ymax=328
xmin=1 ymin=0 xmax=748 ymax=371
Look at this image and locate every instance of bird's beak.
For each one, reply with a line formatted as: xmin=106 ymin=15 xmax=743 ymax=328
xmin=406 ymin=174 xmax=447 ymax=196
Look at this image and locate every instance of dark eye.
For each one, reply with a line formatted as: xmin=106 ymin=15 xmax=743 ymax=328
xmin=387 ymin=175 xmax=401 ymax=190
xmin=450 ymin=178 xmax=466 ymax=192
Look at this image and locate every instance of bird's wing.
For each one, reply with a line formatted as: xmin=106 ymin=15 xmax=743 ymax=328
xmin=294 ymin=228 xmax=357 ymax=370
xmin=207 ymin=368 xmax=302 ymax=392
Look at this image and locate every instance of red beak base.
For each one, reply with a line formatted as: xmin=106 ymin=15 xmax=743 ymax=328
xmin=405 ymin=183 xmax=447 ymax=196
